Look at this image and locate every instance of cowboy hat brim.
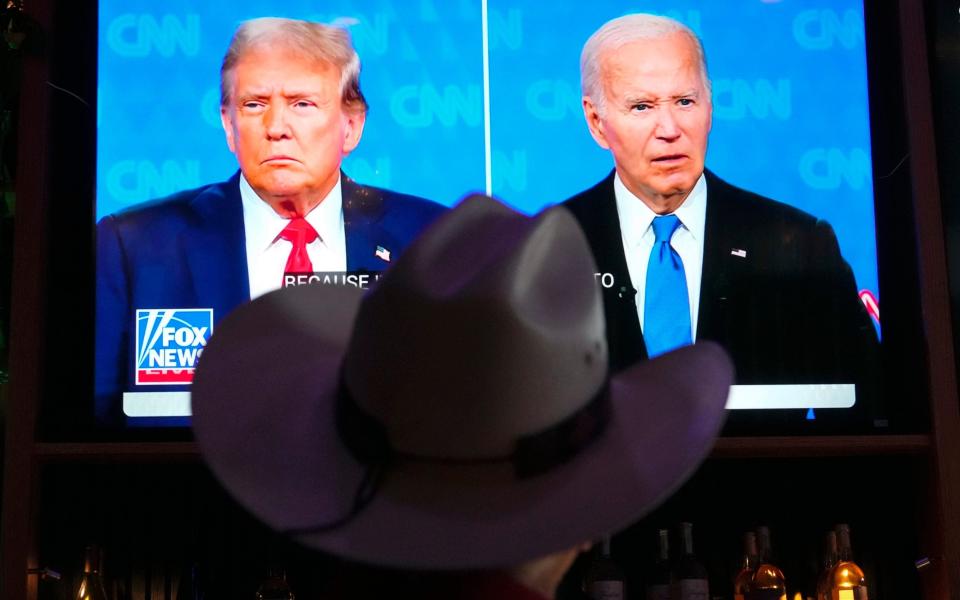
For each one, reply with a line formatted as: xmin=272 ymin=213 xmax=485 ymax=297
xmin=192 ymin=282 xmax=731 ymax=569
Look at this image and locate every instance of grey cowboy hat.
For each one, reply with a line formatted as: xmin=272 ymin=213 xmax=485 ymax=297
xmin=191 ymin=195 xmax=732 ymax=569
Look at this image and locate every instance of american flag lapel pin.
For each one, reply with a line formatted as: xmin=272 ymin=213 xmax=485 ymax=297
xmin=375 ymin=245 xmax=391 ymax=262
xmin=730 ymin=248 xmax=747 ymax=258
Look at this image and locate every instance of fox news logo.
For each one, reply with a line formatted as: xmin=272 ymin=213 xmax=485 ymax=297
xmin=135 ymin=309 xmax=212 ymax=385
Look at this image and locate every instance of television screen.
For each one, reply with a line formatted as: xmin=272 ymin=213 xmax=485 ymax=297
xmin=94 ymin=0 xmax=883 ymax=426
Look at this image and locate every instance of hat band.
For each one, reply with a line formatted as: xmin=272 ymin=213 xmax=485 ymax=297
xmin=335 ymin=377 xmax=612 ymax=479
xmin=280 ymin=378 xmax=612 ymax=536
xmin=274 ymin=380 xmax=611 ymax=535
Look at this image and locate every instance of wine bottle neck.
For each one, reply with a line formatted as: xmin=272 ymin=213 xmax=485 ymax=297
xmin=837 ymin=526 xmax=853 ymax=562
xmin=743 ymin=533 xmax=758 ymax=568
xmin=680 ymin=523 xmax=694 ymax=555
xmin=756 ymin=528 xmax=772 ymax=563
xmin=824 ymin=531 xmax=839 ymax=567
xmin=657 ymin=529 xmax=670 ymax=561
xmin=82 ymin=547 xmax=102 ymax=574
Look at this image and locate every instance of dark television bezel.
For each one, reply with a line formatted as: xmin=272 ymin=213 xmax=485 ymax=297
xmin=32 ymin=0 xmax=929 ymax=441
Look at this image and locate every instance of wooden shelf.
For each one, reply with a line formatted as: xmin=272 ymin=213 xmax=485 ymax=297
xmin=33 ymin=442 xmax=200 ymax=462
xmin=712 ymin=434 xmax=931 ymax=458
xmin=28 ymin=435 xmax=932 ymax=463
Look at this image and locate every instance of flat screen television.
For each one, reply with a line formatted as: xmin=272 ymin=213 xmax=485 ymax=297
xmin=35 ymin=0 xmax=929 ymax=437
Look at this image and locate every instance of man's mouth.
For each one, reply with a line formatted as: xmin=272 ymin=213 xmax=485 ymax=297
xmin=651 ymin=154 xmax=687 ymax=164
xmin=263 ymin=155 xmax=298 ymax=164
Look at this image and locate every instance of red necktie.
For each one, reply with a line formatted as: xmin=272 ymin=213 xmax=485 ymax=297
xmin=277 ymin=218 xmax=319 ymax=283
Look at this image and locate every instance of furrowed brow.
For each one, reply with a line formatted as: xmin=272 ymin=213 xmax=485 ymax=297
xmin=237 ymin=87 xmax=273 ymax=101
xmin=624 ymin=94 xmax=655 ymax=105
xmin=671 ymin=89 xmax=700 ymax=100
xmin=280 ymin=90 xmax=316 ymax=99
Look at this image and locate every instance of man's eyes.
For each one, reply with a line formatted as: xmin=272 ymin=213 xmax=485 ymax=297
xmin=630 ymin=98 xmax=695 ymax=112
xmin=238 ymin=100 xmax=316 ymax=111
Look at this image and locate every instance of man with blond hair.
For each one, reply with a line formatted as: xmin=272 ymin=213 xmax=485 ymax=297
xmin=564 ymin=14 xmax=878 ymax=391
xmin=95 ymin=18 xmax=445 ymax=421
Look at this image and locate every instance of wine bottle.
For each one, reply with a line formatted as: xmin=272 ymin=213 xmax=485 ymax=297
xmin=76 ymin=546 xmax=109 ymax=600
xmin=749 ymin=526 xmax=786 ymax=600
xmin=177 ymin=561 xmax=206 ymax=600
xmin=734 ymin=532 xmax=759 ymax=600
xmin=583 ymin=537 xmax=626 ymax=600
xmin=646 ymin=529 xmax=672 ymax=600
xmin=828 ymin=524 xmax=868 ymax=600
xmin=256 ymin=565 xmax=295 ymax=600
xmin=673 ymin=522 xmax=709 ymax=600
xmin=815 ymin=531 xmax=838 ymax=600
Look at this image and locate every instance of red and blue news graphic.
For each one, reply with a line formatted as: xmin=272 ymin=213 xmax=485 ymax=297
xmin=135 ymin=309 xmax=213 ymax=385
xmin=859 ymin=290 xmax=880 ymax=324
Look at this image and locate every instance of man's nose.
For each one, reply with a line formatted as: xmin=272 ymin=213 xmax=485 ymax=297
xmin=655 ymin=107 xmax=681 ymax=141
xmin=264 ymin=104 xmax=291 ymax=139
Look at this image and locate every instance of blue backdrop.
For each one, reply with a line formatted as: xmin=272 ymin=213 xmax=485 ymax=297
xmin=97 ymin=0 xmax=877 ymax=309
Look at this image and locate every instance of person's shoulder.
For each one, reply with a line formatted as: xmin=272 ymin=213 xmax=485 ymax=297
xmin=560 ymin=172 xmax=617 ymax=237
xmin=346 ymin=177 xmax=448 ymax=221
xmin=705 ymin=170 xmax=819 ymax=229
xmin=561 ymin=172 xmax=615 ymax=214
xmin=379 ymin=186 xmax=448 ymax=217
xmin=98 ymin=178 xmax=236 ymax=231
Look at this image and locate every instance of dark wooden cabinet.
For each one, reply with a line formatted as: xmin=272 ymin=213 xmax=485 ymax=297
xmin=9 ymin=438 xmax=951 ymax=600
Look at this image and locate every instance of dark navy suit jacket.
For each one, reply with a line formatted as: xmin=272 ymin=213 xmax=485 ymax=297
xmin=563 ymin=170 xmax=879 ymax=387
xmin=95 ymin=171 xmax=446 ymax=421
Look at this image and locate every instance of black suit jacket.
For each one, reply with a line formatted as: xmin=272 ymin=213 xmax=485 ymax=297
xmin=563 ymin=170 xmax=879 ymax=386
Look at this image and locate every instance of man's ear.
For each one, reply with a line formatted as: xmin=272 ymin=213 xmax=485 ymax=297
xmin=341 ymin=109 xmax=366 ymax=155
xmin=706 ymin=95 xmax=714 ymax=135
xmin=583 ymin=96 xmax=611 ymax=150
xmin=221 ymin=106 xmax=237 ymax=154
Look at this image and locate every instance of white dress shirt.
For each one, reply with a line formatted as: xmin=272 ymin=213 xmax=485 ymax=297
xmin=240 ymin=174 xmax=348 ymax=300
xmin=613 ymin=172 xmax=707 ymax=337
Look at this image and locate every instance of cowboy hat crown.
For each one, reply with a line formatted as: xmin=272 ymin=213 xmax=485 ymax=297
xmin=343 ymin=196 xmax=607 ymax=460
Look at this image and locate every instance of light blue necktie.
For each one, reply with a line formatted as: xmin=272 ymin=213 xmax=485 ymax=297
xmin=643 ymin=215 xmax=692 ymax=357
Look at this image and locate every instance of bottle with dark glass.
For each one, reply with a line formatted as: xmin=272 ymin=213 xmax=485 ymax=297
xmin=583 ymin=537 xmax=626 ymax=600
xmin=256 ymin=565 xmax=295 ymax=600
xmin=815 ymin=531 xmax=838 ymax=600
xmin=76 ymin=546 xmax=109 ymax=600
xmin=177 ymin=561 xmax=206 ymax=600
xmin=672 ymin=522 xmax=709 ymax=600
xmin=749 ymin=526 xmax=786 ymax=600
xmin=734 ymin=532 xmax=759 ymax=600
xmin=827 ymin=524 xmax=868 ymax=600
xmin=646 ymin=529 xmax=672 ymax=600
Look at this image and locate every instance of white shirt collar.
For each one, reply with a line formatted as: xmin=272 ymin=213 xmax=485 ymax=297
xmin=239 ymin=174 xmax=344 ymax=251
xmin=613 ymin=172 xmax=707 ymax=246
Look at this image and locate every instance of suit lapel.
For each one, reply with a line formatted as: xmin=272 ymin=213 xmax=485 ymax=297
xmin=698 ymin=170 xmax=748 ymax=341
xmin=569 ymin=172 xmax=648 ymax=367
xmin=342 ymin=175 xmax=397 ymax=272
xmin=183 ymin=173 xmax=251 ymax=321
xmin=580 ymin=174 xmax=635 ymax=290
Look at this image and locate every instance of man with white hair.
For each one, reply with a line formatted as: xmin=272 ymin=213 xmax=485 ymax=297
xmin=95 ymin=18 xmax=445 ymax=421
xmin=564 ymin=14 xmax=878 ymax=389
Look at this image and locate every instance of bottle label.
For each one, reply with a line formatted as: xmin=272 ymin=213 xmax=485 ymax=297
xmin=748 ymin=590 xmax=786 ymax=600
xmin=678 ymin=578 xmax=709 ymax=600
xmin=587 ymin=580 xmax=624 ymax=600
xmin=646 ymin=584 xmax=670 ymax=600
xmin=834 ymin=589 xmax=868 ymax=600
